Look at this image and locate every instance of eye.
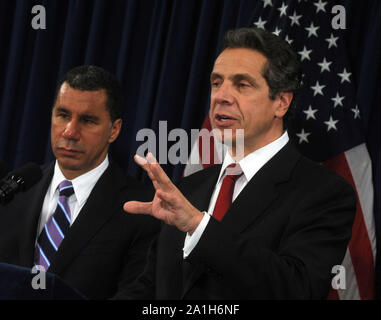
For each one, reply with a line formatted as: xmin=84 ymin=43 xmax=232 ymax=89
xmin=56 ymin=112 xmax=70 ymax=119
xmin=211 ymin=79 xmax=222 ymax=88
xmin=238 ymin=82 xmax=250 ymax=88
xmin=83 ymin=118 xmax=95 ymax=124
xmin=81 ymin=116 xmax=97 ymax=125
xmin=211 ymin=81 xmax=219 ymax=88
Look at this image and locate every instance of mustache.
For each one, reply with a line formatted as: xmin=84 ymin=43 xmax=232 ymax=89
xmin=55 ymin=140 xmax=85 ymax=152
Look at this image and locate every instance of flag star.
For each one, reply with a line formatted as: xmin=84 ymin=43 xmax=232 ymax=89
xmin=262 ymin=0 xmax=273 ymax=8
xmin=305 ymin=22 xmax=320 ymax=38
xmin=324 ymin=116 xmax=339 ymax=131
xmin=313 ymin=0 xmax=327 ymax=13
xmin=300 ymin=73 xmax=305 ymax=85
xmin=331 ymin=92 xmax=345 ymax=107
xmin=326 ymin=33 xmax=339 ymax=49
xmin=298 ymin=46 xmax=312 ymax=61
xmin=254 ymin=17 xmax=267 ymax=29
xmin=311 ymin=81 xmax=326 ymax=96
xmin=303 ymin=105 xmax=318 ymax=120
xmin=317 ymin=58 xmax=332 ymax=73
xmin=351 ymin=105 xmax=361 ymax=119
xmin=289 ymin=11 xmax=302 ymax=26
xmin=285 ymin=35 xmax=293 ymax=45
xmin=338 ymin=68 xmax=352 ymax=83
xmin=278 ymin=2 xmax=288 ymax=17
xmin=272 ymin=27 xmax=282 ymax=36
xmin=296 ymin=129 xmax=311 ymax=144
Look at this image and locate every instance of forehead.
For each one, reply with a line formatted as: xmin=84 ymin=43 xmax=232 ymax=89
xmin=55 ymin=82 xmax=108 ymax=115
xmin=212 ymin=48 xmax=268 ymax=77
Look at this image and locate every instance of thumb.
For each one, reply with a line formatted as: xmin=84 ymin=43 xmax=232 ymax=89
xmin=123 ymin=201 xmax=152 ymax=215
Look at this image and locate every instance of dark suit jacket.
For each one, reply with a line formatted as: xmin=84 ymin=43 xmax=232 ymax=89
xmin=117 ymin=142 xmax=356 ymax=300
xmin=0 ymin=160 xmax=160 ymax=299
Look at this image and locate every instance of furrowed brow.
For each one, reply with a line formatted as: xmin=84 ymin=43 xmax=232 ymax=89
xmin=80 ymin=113 xmax=100 ymax=122
xmin=231 ymin=74 xmax=259 ymax=87
xmin=55 ymin=106 xmax=71 ymax=115
xmin=210 ymin=72 xmax=223 ymax=81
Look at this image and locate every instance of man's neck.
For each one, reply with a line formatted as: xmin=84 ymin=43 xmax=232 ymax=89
xmin=229 ymin=131 xmax=288 ymax=161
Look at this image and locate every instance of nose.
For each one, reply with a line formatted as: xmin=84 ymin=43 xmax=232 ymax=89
xmin=62 ymin=119 xmax=80 ymax=140
xmin=213 ymin=82 xmax=234 ymax=105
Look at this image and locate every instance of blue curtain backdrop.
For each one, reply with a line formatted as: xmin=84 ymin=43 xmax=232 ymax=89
xmin=1 ymin=0 xmax=381 ymax=296
xmin=0 ymin=0 xmax=257 ymax=181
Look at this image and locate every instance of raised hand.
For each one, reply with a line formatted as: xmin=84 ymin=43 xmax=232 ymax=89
xmin=123 ymin=153 xmax=203 ymax=234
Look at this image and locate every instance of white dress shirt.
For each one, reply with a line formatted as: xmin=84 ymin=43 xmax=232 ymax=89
xmin=37 ymin=155 xmax=109 ymax=237
xmin=183 ymin=131 xmax=289 ymax=258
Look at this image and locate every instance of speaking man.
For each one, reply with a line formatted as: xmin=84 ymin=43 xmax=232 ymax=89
xmin=119 ymin=28 xmax=356 ymax=299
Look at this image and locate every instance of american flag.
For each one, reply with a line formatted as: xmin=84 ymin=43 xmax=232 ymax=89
xmin=184 ymin=0 xmax=376 ymax=300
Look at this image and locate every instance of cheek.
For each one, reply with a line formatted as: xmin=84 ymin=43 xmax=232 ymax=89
xmin=84 ymin=129 xmax=110 ymax=148
xmin=51 ymin=124 xmax=60 ymax=142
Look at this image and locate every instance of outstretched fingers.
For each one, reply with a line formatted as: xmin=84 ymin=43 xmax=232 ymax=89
xmin=134 ymin=154 xmax=160 ymax=190
xmin=146 ymin=153 xmax=175 ymax=193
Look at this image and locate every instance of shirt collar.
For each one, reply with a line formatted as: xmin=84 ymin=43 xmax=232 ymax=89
xmin=218 ymin=131 xmax=289 ymax=184
xmin=50 ymin=155 xmax=109 ymax=207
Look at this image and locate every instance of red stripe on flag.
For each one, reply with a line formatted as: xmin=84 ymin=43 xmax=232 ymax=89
xmin=327 ymin=288 xmax=340 ymax=300
xmin=198 ymin=116 xmax=215 ymax=169
xmin=324 ymin=153 xmax=375 ymax=299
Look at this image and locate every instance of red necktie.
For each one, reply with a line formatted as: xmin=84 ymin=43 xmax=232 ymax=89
xmin=212 ymin=163 xmax=243 ymax=221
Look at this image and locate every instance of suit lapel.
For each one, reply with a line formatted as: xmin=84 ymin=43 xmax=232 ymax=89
xmin=179 ymin=165 xmax=221 ymax=212
xmin=181 ymin=142 xmax=301 ymax=297
xmin=49 ymin=162 xmax=124 ymax=275
xmin=19 ymin=164 xmax=54 ymax=267
xmin=221 ymin=142 xmax=301 ymax=232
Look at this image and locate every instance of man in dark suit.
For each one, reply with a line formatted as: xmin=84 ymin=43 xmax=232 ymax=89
xmin=0 ymin=65 xmax=160 ymax=299
xmin=119 ymin=28 xmax=356 ymax=299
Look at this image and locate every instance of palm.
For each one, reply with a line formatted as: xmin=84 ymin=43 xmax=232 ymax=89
xmin=123 ymin=153 xmax=203 ymax=233
xmin=151 ymin=191 xmax=172 ymax=222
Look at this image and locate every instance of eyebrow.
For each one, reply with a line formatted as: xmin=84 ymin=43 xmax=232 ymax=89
xmin=210 ymin=72 xmax=222 ymax=82
xmin=232 ymin=73 xmax=259 ymax=87
xmin=54 ymin=106 xmax=100 ymax=122
xmin=80 ymin=114 xmax=99 ymax=123
xmin=210 ymin=72 xmax=260 ymax=87
xmin=54 ymin=106 xmax=71 ymax=114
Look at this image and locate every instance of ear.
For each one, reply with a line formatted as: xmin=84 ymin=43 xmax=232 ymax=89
xmin=108 ymin=119 xmax=122 ymax=143
xmin=274 ymin=92 xmax=293 ymax=118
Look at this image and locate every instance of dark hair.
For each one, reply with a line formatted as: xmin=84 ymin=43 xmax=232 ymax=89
xmin=220 ymin=27 xmax=302 ymax=128
xmin=55 ymin=65 xmax=123 ymax=123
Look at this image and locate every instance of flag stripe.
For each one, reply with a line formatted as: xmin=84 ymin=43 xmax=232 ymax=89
xmin=337 ymin=248 xmax=361 ymax=300
xmin=183 ymin=134 xmax=203 ymax=177
xmin=345 ymin=145 xmax=376 ymax=257
xmin=324 ymin=148 xmax=375 ymax=299
xmin=198 ymin=116 xmax=217 ymax=169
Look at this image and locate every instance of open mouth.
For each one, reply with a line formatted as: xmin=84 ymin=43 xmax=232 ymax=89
xmin=217 ymin=115 xmax=234 ymax=121
xmin=214 ymin=113 xmax=237 ymax=126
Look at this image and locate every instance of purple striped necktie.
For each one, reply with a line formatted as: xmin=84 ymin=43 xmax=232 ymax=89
xmin=34 ymin=180 xmax=74 ymax=271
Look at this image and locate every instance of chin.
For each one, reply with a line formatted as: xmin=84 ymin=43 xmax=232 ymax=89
xmin=57 ymin=158 xmax=84 ymax=171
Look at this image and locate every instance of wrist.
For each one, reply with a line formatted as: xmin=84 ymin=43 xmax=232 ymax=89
xmin=188 ymin=210 xmax=204 ymax=235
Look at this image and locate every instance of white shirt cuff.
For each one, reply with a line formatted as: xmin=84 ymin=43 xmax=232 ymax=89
xmin=183 ymin=212 xmax=211 ymax=259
